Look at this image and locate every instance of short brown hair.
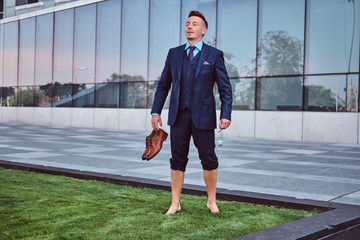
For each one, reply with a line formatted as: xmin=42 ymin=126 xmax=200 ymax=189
xmin=188 ymin=10 xmax=208 ymax=29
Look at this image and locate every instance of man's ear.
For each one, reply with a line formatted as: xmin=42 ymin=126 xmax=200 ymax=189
xmin=202 ymin=27 xmax=207 ymax=36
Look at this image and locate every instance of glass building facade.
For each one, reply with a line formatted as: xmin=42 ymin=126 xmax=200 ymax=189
xmin=0 ymin=0 xmax=359 ymax=112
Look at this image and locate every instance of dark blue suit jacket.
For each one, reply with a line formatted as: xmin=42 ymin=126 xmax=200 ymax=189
xmin=151 ymin=43 xmax=232 ymax=130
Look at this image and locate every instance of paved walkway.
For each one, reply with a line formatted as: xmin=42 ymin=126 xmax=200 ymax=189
xmin=1 ymin=122 xmax=360 ymax=206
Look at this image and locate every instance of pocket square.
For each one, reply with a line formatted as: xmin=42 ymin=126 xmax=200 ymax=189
xmin=203 ymin=61 xmax=210 ymax=65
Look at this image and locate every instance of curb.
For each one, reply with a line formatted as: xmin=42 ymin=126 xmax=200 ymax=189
xmin=1 ymin=160 xmax=359 ymax=240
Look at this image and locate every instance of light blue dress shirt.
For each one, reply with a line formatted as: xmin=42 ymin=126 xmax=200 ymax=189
xmin=185 ymin=40 xmax=203 ymax=58
xmin=152 ymin=40 xmax=203 ymax=116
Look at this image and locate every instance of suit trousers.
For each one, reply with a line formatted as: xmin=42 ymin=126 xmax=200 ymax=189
xmin=170 ymin=108 xmax=218 ymax=172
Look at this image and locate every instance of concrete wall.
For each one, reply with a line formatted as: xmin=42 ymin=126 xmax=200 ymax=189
xmin=1 ymin=107 xmax=359 ymax=144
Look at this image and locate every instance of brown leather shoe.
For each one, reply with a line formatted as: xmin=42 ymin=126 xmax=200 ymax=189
xmin=142 ymin=130 xmax=157 ymax=160
xmin=145 ymin=129 xmax=168 ymax=160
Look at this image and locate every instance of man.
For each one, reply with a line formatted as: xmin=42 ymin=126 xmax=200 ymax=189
xmin=151 ymin=10 xmax=232 ymax=214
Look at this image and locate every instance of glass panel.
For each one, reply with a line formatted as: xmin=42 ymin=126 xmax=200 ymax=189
xmin=1 ymin=87 xmax=17 ymax=106
xmin=74 ymin=4 xmax=96 ymax=84
xmin=19 ymin=18 xmax=36 ymax=86
xmin=95 ymin=83 xmax=120 ymax=108
xmin=305 ymin=75 xmax=358 ymax=112
xmin=119 ymin=81 xmax=148 ymax=108
xmin=148 ymin=0 xmax=180 ymax=80
xmin=121 ymin=0 xmax=149 ymax=80
xmin=232 ymin=78 xmax=255 ymax=110
xmin=3 ymin=22 xmax=18 ymax=87
xmin=306 ymin=0 xmax=360 ymax=74
xmin=54 ymin=9 xmax=74 ymax=85
xmin=35 ymin=13 xmax=53 ymax=86
xmin=181 ymin=0 xmax=216 ymax=46
xmin=52 ymin=82 xmax=73 ymax=107
xmin=218 ymin=0 xmax=257 ymax=78
xmin=17 ymin=86 xmax=35 ymax=107
xmin=73 ymin=83 xmax=95 ymax=107
xmin=38 ymin=84 xmax=52 ymax=107
xmin=258 ymin=0 xmax=304 ymax=76
xmin=0 ymin=24 xmax=3 ymax=87
xmin=96 ymin=0 xmax=121 ymax=83
xmin=257 ymin=77 xmax=303 ymax=110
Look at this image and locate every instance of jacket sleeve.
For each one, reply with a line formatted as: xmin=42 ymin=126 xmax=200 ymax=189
xmin=214 ymin=51 xmax=232 ymax=121
xmin=151 ymin=49 xmax=172 ymax=115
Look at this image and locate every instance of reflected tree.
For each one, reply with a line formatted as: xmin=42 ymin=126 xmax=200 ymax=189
xmin=106 ymin=73 xmax=148 ymax=108
xmin=257 ymin=30 xmax=303 ymax=110
xmin=305 ymin=85 xmax=338 ymax=111
xmin=0 ymin=87 xmax=16 ymax=106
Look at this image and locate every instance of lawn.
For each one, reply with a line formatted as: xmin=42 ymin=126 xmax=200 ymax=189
xmin=0 ymin=168 xmax=314 ymax=239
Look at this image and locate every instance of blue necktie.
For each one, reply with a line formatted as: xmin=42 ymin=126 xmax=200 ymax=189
xmin=188 ymin=46 xmax=196 ymax=62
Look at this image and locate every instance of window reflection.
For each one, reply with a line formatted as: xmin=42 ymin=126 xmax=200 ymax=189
xmin=119 ymin=76 xmax=148 ymax=108
xmin=35 ymin=14 xmax=53 ymax=86
xmin=0 ymin=25 xmax=3 ymax=86
xmin=0 ymin=0 xmax=359 ymax=112
xmin=96 ymin=83 xmax=120 ymax=108
xmin=232 ymin=78 xmax=255 ymax=110
xmin=121 ymin=0 xmax=149 ymax=80
xmin=19 ymin=18 xmax=36 ymax=86
xmin=258 ymin=0 xmax=304 ymax=76
xmin=33 ymin=86 xmax=51 ymax=107
xmin=17 ymin=86 xmax=36 ymax=107
xmin=257 ymin=77 xmax=303 ymax=110
xmin=73 ymin=84 xmax=95 ymax=108
xmin=306 ymin=0 xmax=360 ymax=74
xmin=96 ymin=0 xmax=121 ymax=83
xmin=305 ymin=75 xmax=358 ymax=112
xmin=74 ymin=5 xmax=96 ymax=84
xmin=3 ymin=22 xmax=18 ymax=87
xmin=218 ymin=0 xmax=257 ymax=77
xmin=52 ymin=82 xmax=73 ymax=107
xmin=1 ymin=87 xmax=17 ymax=106
xmin=149 ymin=0 xmax=180 ymax=80
xmin=54 ymin=9 xmax=74 ymax=85
xmin=181 ymin=0 xmax=216 ymax=46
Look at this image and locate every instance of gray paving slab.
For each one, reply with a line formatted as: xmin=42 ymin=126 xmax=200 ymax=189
xmin=0 ymin=122 xmax=359 ymax=206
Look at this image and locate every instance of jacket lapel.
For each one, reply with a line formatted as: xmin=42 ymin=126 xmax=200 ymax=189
xmin=176 ymin=44 xmax=186 ymax=82
xmin=195 ymin=43 xmax=210 ymax=80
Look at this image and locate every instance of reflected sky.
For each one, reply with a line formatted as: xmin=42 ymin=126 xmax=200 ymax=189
xmin=74 ymin=5 xmax=96 ymax=84
xmin=0 ymin=24 xmax=3 ymax=86
xmin=35 ymin=14 xmax=53 ymax=86
xmin=3 ymin=22 xmax=18 ymax=87
xmin=121 ymin=0 xmax=149 ymax=79
xmin=53 ymin=9 xmax=74 ymax=85
xmin=149 ymin=0 xmax=180 ymax=80
xmin=306 ymin=0 xmax=360 ymax=74
xmin=217 ymin=0 xmax=257 ymax=77
xmin=96 ymin=0 xmax=121 ymax=83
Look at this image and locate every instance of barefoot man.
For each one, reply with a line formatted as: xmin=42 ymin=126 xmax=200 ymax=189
xmin=151 ymin=10 xmax=232 ymax=214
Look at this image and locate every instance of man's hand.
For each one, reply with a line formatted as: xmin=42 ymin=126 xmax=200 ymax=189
xmin=219 ymin=118 xmax=231 ymax=130
xmin=151 ymin=115 xmax=162 ymax=131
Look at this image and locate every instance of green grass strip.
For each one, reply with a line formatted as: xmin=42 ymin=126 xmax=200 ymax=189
xmin=0 ymin=168 xmax=314 ymax=239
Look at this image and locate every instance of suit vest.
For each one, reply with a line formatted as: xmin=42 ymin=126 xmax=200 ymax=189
xmin=179 ymin=50 xmax=200 ymax=110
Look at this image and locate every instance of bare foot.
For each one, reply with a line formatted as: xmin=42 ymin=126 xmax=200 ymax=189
xmin=165 ymin=205 xmax=181 ymax=215
xmin=207 ymin=203 xmax=219 ymax=213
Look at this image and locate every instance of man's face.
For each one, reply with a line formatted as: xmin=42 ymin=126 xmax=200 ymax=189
xmin=185 ymin=16 xmax=207 ymax=43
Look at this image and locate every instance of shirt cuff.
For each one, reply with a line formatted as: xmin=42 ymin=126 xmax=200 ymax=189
xmin=152 ymin=113 xmax=160 ymax=116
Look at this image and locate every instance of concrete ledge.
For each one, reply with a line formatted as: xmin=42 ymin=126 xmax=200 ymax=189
xmin=1 ymin=160 xmax=359 ymax=240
